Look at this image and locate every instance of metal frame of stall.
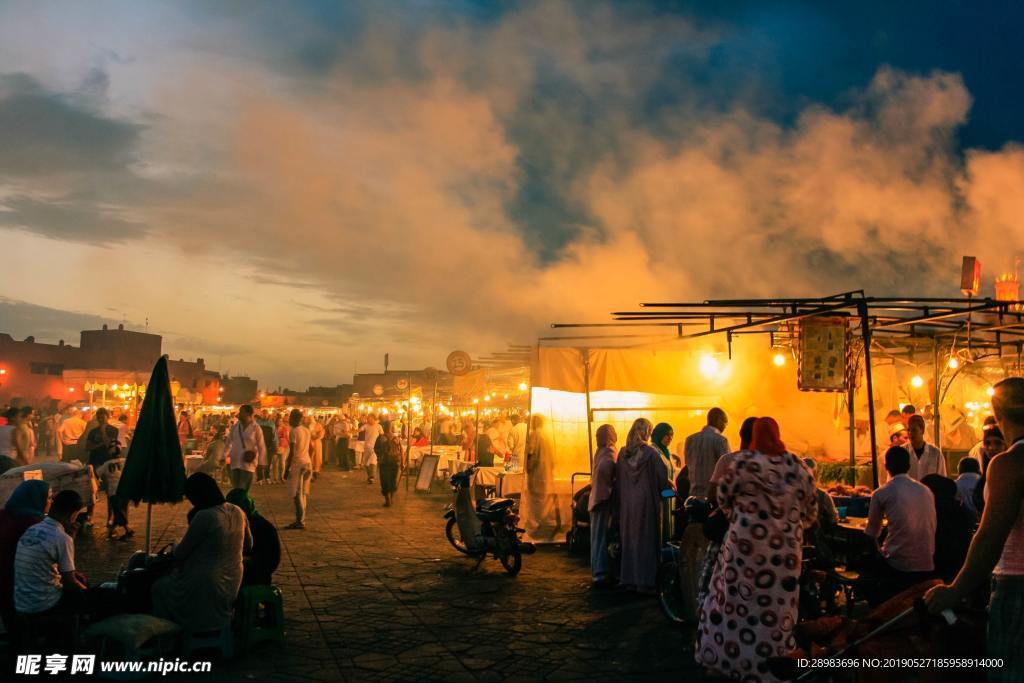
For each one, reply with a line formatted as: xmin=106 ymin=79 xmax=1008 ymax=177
xmin=539 ymin=290 xmax=1024 ymax=486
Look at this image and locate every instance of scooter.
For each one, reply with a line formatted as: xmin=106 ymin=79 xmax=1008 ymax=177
xmin=444 ymin=464 xmax=535 ymax=576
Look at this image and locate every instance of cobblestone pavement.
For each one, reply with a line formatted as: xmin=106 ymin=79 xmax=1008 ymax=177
xmin=8 ymin=469 xmax=699 ymax=681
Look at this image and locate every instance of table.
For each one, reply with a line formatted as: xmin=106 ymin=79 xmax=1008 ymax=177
xmin=473 ymin=468 xmax=525 ymax=497
xmin=836 ymin=516 xmax=870 ymax=533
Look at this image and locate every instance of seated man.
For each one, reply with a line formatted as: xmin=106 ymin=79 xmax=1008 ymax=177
xmin=13 ymin=490 xmax=88 ymax=635
xmin=863 ymin=446 xmax=937 ymax=604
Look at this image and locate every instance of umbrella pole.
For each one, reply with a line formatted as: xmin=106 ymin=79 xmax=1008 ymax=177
xmin=146 ymin=503 xmax=153 ymax=556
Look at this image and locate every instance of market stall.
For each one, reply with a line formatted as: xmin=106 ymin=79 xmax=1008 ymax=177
xmin=523 ymin=289 xmax=1024 ymax=540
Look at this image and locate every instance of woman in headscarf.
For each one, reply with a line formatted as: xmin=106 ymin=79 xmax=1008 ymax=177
xmin=226 ymin=489 xmax=281 ymax=586
xmin=615 ymin=418 xmax=668 ymax=594
xmin=921 ymin=474 xmax=972 ymax=582
xmin=588 ymin=424 xmax=618 ymax=587
xmin=152 ymin=473 xmax=252 ymax=632
xmin=0 ymin=480 xmax=50 ymax=630
xmin=696 ymin=418 xmax=818 ymax=682
xmin=651 ymin=423 xmax=676 ymax=542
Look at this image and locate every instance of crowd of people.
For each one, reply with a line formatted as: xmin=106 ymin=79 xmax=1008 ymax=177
xmin=5 ymin=379 xmax=1024 ymax=679
xmin=583 ymin=378 xmax=1024 ymax=682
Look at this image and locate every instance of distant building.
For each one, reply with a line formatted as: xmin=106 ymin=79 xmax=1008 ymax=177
xmin=222 ymin=375 xmax=259 ymax=405
xmin=0 ymin=325 xmax=240 ymax=410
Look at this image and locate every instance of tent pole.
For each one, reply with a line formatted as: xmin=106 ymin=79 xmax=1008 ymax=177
xmin=583 ymin=349 xmax=594 ymax=472
xmin=932 ymin=339 xmax=942 ymax=446
xmin=847 ymin=384 xmax=856 ymax=484
xmin=145 ymin=503 xmax=153 ymax=557
xmin=860 ymin=303 xmax=880 ymax=488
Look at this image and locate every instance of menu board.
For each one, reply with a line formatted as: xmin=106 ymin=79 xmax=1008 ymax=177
xmin=798 ymin=316 xmax=850 ymax=392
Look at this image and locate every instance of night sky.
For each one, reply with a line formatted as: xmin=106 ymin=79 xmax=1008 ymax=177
xmin=2 ymin=1 xmax=1022 ymax=387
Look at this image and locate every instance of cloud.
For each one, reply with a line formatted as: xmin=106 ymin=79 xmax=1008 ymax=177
xmin=0 ymin=297 xmax=117 ymax=344
xmin=0 ymin=71 xmax=150 ymax=243
xmin=0 ymin=195 xmax=145 ymax=242
xmin=0 ymin=72 xmax=141 ymax=176
xmin=150 ymin=4 xmax=1021 ymax=355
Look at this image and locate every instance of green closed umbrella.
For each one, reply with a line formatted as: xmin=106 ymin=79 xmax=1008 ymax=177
xmin=119 ymin=355 xmax=186 ymax=554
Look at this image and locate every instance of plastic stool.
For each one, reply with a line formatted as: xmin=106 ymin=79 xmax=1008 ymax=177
xmin=236 ymin=585 xmax=285 ymax=650
xmin=182 ymin=624 xmax=233 ymax=660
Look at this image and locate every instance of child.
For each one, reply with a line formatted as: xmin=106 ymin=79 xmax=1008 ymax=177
xmin=95 ymin=456 xmax=133 ymax=540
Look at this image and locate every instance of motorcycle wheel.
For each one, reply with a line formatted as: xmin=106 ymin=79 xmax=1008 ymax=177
xmin=445 ymin=517 xmax=472 ymax=555
xmin=657 ymin=558 xmax=687 ymax=625
xmin=500 ymin=545 xmax=522 ymax=576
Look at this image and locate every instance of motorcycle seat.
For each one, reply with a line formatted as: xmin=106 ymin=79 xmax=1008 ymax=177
xmin=476 ymin=497 xmax=515 ymax=513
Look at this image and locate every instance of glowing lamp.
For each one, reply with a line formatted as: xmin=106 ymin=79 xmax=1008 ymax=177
xmin=773 ymin=353 xmax=786 ymax=367
xmin=484 ymin=395 xmax=491 ymax=402
xmin=472 ymin=398 xmax=479 ymax=404
xmin=112 ymin=384 xmax=119 ymax=390
xmin=67 ymin=387 xmax=75 ymax=393
xmin=987 ymin=387 xmax=996 ymax=397
xmin=947 ymin=358 xmax=960 ymax=370
xmin=910 ymin=375 xmax=924 ymax=389
xmin=518 ymin=382 xmax=528 ymax=392
xmin=0 ymin=369 xmax=6 ymax=375
xmin=699 ymin=355 xmax=720 ymax=378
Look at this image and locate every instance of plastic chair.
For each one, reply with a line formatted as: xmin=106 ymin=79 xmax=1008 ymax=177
xmin=182 ymin=624 xmax=233 ymax=660
xmin=236 ymin=585 xmax=285 ymax=651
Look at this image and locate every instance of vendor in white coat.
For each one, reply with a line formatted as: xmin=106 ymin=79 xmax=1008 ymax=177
xmin=907 ymin=414 xmax=946 ymax=479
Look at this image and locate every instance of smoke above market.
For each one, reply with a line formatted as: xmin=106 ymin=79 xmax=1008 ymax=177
xmin=2 ymin=2 xmax=1023 ymax=388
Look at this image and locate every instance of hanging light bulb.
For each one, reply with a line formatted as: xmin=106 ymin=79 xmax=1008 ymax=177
xmin=699 ymin=355 xmax=720 ymax=378
xmin=772 ymin=353 xmax=786 ymax=367
xmin=948 ymin=357 xmax=960 ymax=370
xmin=910 ymin=375 xmax=924 ymax=389
xmin=987 ymin=386 xmax=996 ymax=397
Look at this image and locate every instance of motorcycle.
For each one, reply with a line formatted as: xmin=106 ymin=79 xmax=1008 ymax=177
xmin=444 ymin=464 xmax=535 ymax=576
xmin=656 ymin=491 xmax=701 ymax=625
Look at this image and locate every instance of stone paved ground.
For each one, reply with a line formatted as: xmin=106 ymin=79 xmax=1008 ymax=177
xmin=6 ymin=469 xmax=700 ymax=681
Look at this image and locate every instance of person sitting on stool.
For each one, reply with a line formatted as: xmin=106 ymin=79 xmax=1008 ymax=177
xmin=13 ymin=490 xmax=89 ymax=649
xmin=863 ymin=446 xmax=937 ymax=604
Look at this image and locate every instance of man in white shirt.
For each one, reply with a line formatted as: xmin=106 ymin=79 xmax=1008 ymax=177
xmin=57 ymin=408 xmax=88 ymax=462
xmin=284 ymin=409 xmax=312 ymax=530
xmin=864 ymin=446 xmax=937 ymax=604
xmin=907 ymin=415 xmax=946 ymax=479
xmin=225 ymin=404 xmax=267 ymax=492
xmin=362 ymin=414 xmax=383 ymax=485
xmin=507 ymin=414 xmax=528 ymax=470
xmin=678 ymin=408 xmax=731 ymax=621
xmin=14 ymin=490 xmax=88 ymax=616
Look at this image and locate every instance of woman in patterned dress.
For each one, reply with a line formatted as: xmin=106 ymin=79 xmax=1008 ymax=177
xmin=696 ymin=417 xmax=817 ymax=682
